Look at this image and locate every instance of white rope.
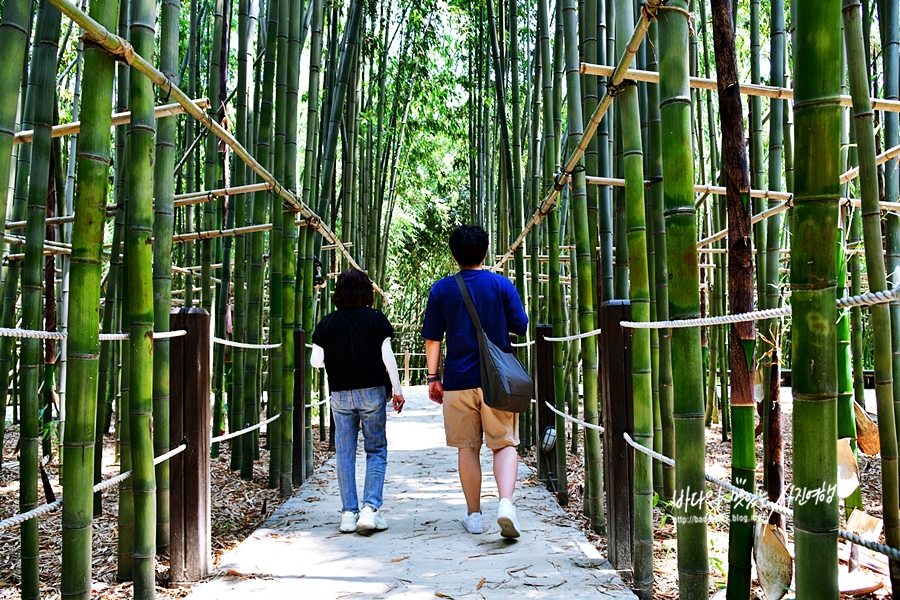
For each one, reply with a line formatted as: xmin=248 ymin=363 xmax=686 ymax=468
xmin=99 ymin=332 xmax=129 ymax=341
xmin=511 ymin=340 xmax=535 ymax=347
xmin=544 ymin=327 xmax=602 ymax=342
xmin=0 ymin=327 xmax=66 ymax=340
xmin=211 ymin=413 xmax=281 ymax=444
xmin=153 ymin=329 xmax=188 ymax=339
xmin=0 ymin=443 xmax=187 ymax=532
xmin=212 ymin=336 xmax=281 ymax=350
xmin=306 ymin=343 xmax=314 ymax=349
xmin=2 ymin=460 xmax=18 ymax=469
xmin=620 ymin=284 xmax=900 ymax=330
xmin=622 ymin=433 xmax=900 ymax=561
xmin=305 ymin=397 xmax=328 ymax=409
xmin=544 ymin=401 xmax=604 ymax=432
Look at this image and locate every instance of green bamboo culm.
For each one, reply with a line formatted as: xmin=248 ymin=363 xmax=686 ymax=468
xmin=615 ymin=0 xmax=651 ymax=591
xmin=561 ymin=0 xmax=604 ymax=535
xmin=260 ymin=0 xmax=282 ymax=489
xmin=710 ymin=1 xmax=756 ymax=596
xmin=654 ymin=0 xmax=708 ymax=595
xmin=60 ymin=0 xmax=118 ymax=591
xmin=792 ymin=0 xmax=842 ymax=596
xmin=842 ymin=0 xmax=900 ymax=588
xmin=19 ymin=2 xmax=61 ymax=597
xmin=646 ymin=18 xmax=674 ymax=502
xmin=280 ymin=0 xmax=305 ymax=494
xmin=126 ymin=0 xmax=159 ymax=587
xmin=537 ymin=0 xmax=567 ymax=506
xmin=151 ymin=0 xmax=180 ymax=552
xmin=0 ymin=0 xmax=30 ymax=443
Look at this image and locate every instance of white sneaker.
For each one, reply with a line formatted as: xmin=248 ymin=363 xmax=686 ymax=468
xmin=356 ymin=504 xmax=388 ymax=535
xmin=497 ymin=498 xmax=521 ymax=538
xmin=462 ymin=511 xmax=484 ymax=534
xmin=340 ymin=511 xmax=358 ymax=533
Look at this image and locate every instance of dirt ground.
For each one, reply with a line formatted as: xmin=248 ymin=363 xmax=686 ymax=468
xmin=0 ymin=418 xmax=332 ymax=600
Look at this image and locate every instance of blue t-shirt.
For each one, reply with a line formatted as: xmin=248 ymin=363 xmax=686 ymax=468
xmin=421 ymin=269 xmax=528 ymax=391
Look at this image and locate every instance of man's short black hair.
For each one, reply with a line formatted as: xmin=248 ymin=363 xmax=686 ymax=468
xmin=449 ymin=225 xmax=489 ymax=267
xmin=333 ymin=269 xmax=374 ymax=308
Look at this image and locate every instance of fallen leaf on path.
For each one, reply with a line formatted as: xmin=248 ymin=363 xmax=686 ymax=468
xmin=434 ymin=592 xmax=454 ymax=599
xmin=476 ymin=577 xmax=486 ymax=590
xmin=390 ymin=556 xmax=410 ymax=563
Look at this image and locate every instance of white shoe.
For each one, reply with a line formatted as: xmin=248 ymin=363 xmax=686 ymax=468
xmin=462 ymin=511 xmax=484 ymax=534
xmin=340 ymin=511 xmax=358 ymax=533
xmin=356 ymin=504 xmax=388 ymax=535
xmin=497 ymin=498 xmax=521 ymax=538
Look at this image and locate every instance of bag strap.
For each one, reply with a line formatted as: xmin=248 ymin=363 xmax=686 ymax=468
xmin=454 ymin=273 xmax=486 ymax=335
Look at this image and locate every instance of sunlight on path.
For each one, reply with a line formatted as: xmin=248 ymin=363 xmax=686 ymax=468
xmin=186 ymin=386 xmax=636 ymax=599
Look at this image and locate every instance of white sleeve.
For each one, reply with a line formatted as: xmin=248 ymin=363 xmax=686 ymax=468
xmin=310 ymin=343 xmax=325 ymax=368
xmin=381 ymin=338 xmax=403 ymax=397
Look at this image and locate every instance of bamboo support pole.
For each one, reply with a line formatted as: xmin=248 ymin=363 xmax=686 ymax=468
xmin=13 ymin=99 xmax=210 ymax=144
xmin=581 ymin=62 xmax=900 ymax=113
xmin=45 ymin=0 xmax=383 ymax=296
xmin=491 ymin=4 xmax=656 ymax=272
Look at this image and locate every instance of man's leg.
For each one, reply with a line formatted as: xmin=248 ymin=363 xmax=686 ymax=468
xmin=492 ymin=445 xmax=518 ymax=500
xmin=458 ymin=447 xmax=482 ymax=515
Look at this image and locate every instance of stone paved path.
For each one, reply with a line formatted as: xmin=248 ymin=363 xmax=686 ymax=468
xmin=187 ymin=386 xmax=636 ymax=599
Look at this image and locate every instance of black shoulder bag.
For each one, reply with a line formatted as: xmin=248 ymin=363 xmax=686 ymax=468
xmin=454 ymin=273 xmax=533 ymax=413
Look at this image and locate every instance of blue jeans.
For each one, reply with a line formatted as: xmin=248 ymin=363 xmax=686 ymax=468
xmin=331 ymin=386 xmax=387 ymax=512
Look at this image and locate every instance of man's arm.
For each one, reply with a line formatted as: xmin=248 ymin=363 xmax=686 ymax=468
xmin=424 ymin=338 xmax=444 ymax=404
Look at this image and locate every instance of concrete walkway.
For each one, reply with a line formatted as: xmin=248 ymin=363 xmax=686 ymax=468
xmin=187 ymin=386 xmax=636 ymax=600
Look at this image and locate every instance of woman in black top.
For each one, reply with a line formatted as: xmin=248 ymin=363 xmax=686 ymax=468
xmin=311 ymin=269 xmax=405 ymax=535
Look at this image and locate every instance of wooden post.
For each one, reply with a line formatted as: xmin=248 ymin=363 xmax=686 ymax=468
xmin=169 ymin=308 xmax=211 ymax=583
xmin=534 ymin=324 xmax=558 ymax=491
xmin=599 ymin=300 xmax=634 ymax=571
xmin=293 ymin=328 xmax=306 ymax=487
xmin=404 ymin=349 xmax=410 ymax=388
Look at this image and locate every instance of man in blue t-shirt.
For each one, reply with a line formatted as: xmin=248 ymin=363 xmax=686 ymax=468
xmin=421 ymin=225 xmax=528 ymax=538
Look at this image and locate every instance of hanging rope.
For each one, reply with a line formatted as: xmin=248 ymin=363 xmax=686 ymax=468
xmin=212 ymin=337 xmax=281 ymax=350
xmin=210 ymin=413 xmax=281 ymax=444
xmin=544 ymin=401 xmax=604 ymax=433
xmin=622 ymin=433 xmax=900 ymax=562
xmin=0 ymin=328 xmax=187 ymax=341
xmin=0 ymin=443 xmax=186 ymax=532
xmin=510 ymin=339 xmax=535 ymax=347
xmin=1 ymin=461 xmax=18 ymax=469
xmin=620 ymin=284 xmax=900 ymax=330
xmin=305 ymin=397 xmax=328 ymax=409
xmin=544 ymin=327 xmax=603 ymax=342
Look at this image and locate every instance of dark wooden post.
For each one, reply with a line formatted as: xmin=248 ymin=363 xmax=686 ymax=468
xmin=599 ymin=300 xmax=634 ymax=571
xmin=293 ymin=328 xmax=306 ymax=487
xmin=534 ymin=324 xmax=557 ymax=491
xmin=170 ymin=308 xmax=211 ymax=583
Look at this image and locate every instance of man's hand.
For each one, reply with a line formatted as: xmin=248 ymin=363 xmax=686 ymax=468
xmin=392 ymin=394 xmax=405 ymax=413
xmin=428 ymin=380 xmax=444 ymax=405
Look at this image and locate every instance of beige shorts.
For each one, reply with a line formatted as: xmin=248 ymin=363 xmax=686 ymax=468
xmin=442 ymin=388 xmax=519 ymax=450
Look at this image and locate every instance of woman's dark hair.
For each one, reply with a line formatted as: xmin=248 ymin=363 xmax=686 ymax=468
xmin=333 ymin=269 xmax=374 ymax=308
xmin=449 ymin=225 xmax=489 ymax=267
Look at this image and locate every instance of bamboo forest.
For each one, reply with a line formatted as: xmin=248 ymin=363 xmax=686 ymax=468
xmin=3 ymin=0 xmax=900 ymax=597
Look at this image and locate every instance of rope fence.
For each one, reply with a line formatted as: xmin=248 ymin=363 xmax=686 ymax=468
xmin=620 ymin=284 xmax=900 ymax=330
xmin=305 ymin=397 xmax=328 ymax=409
xmin=544 ymin=327 xmax=603 ymax=342
xmin=544 ymin=401 xmax=605 ymax=433
xmin=0 ymin=443 xmax=187 ymax=532
xmin=212 ymin=337 xmax=281 ymax=350
xmin=622 ymin=433 xmax=900 ymax=562
xmin=210 ymin=413 xmax=281 ymax=444
xmin=0 ymin=328 xmax=188 ymax=341
xmin=511 ymin=339 xmax=535 ymax=347
xmin=1 ymin=461 xmax=18 ymax=469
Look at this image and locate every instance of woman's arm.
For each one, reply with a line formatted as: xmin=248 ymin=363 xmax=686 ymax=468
xmin=311 ymin=344 xmax=325 ymax=368
xmin=380 ymin=338 xmax=403 ymax=396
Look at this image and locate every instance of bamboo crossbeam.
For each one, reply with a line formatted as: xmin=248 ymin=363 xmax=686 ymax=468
xmin=580 ymin=63 xmax=900 ymax=114
xmin=841 ymin=142 xmax=900 ymax=184
xmin=174 ymin=182 xmax=270 ymax=206
xmin=46 ymin=0 xmax=383 ymax=297
xmin=586 ymin=175 xmax=794 ymax=202
xmin=13 ymin=99 xmax=210 ymax=145
xmin=491 ymin=4 xmax=656 ymax=272
xmin=172 ymin=223 xmax=272 ymax=243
